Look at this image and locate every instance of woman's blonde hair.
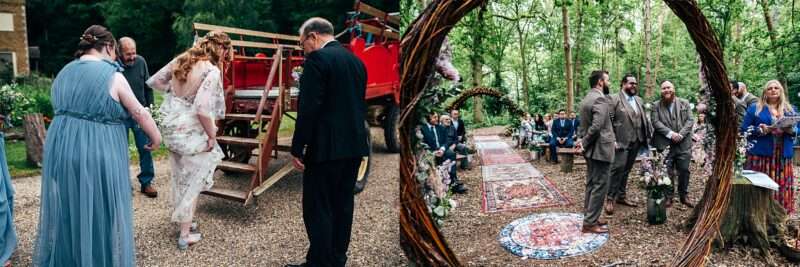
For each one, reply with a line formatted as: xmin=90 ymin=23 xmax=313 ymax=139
xmin=172 ymin=31 xmax=232 ymax=83
xmin=756 ymin=80 xmax=794 ymax=116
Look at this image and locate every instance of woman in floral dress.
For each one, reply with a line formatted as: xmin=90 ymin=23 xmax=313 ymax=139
xmin=146 ymin=31 xmax=231 ymax=249
xmin=741 ymin=80 xmax=797 ymax=214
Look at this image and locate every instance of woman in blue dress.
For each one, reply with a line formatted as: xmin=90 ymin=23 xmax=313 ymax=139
xmin=0 ymin=114 xmax=17 ymax=267
xmin=33 ymin=25 xmax=161 ymax=266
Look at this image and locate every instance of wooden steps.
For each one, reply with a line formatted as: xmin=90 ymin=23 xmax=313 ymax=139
xmin=202 ymin=187 xmax=250 ymax=203
xmin=226 ymin=113 xmax=272 ymax=121
xmin=218 ymin=136 xmax=261 ymax=147
xmin=218 ymin=160 xmax=257 ymax=173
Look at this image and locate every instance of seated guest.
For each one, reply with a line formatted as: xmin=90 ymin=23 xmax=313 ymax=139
xmin=741 ymin=80 xmax=797 ymax=213
xmin=421 ymin=113 xmax=466 ymax=193
xmin=450 ymin=109 xmax=470 ymax=169
xmin=534 ymin=114 xmax=547 ymax=132
xmin=550 ymin=110 xmax=575 ymax=163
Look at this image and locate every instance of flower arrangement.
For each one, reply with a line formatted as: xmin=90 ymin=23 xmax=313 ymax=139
xmin=415 ymin=137 xmax=457 ymax=226
xmin=146 ymin=104 xmax=165 ymax=127
xmin=291 ymin=66 xmax=303 ymax=82
xmin=642 ymin=148 xmax=673 ymax=200
xmin=735 ymin=126 xmax=756 ymax=177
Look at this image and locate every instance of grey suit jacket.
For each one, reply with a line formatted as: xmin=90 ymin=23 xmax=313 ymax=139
xmin=650 ymin=97 xmax=695 ymax=155
xmin=578 ymin=89 xmax=615 ymax=162
xmin=610 ymin=91 xmax=652 ymax=149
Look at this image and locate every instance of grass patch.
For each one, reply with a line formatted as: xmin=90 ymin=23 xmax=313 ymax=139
xmin=5 ymin=139 xmax=40 ymax=178
xmin=278 ymin=112 xmax=296 ymax=138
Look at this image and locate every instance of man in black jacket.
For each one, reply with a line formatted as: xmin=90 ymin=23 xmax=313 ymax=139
xmin=288 ymin=17 xmax=369 ymax=267
xmin=450 ymin=109 xmax=470 ymax=169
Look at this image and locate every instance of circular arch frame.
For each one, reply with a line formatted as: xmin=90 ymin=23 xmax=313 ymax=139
xmin=398 ymin=1 xmax=737 ymax=266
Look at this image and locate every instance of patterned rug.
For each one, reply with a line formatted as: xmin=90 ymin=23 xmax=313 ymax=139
xmin=498 ymin=213 xmax=609 ymax=260
xmin=474 ymin=135 xmax=570 ymax=213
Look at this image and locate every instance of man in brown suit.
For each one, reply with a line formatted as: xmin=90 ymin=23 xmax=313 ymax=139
xmin=606 ymin=74 xmax=652 ymax=215
xmin=576 ymin=70 xmax=615 ymax=234
xmin=650 ymin=80 xmax=695 ymax=208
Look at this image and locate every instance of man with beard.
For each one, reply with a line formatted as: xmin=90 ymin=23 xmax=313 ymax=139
xmin=650 ymin=80 xmax=695 ymax=208
xmin=576 ymin=70 xmax=615 ymax=233
xmin=606 ymin=74 xmax=651 ymax=215
xmin=118 ymin=37 xmax=157 ymax=198
xmin=736 ymin=81 xmax=759 ymax=108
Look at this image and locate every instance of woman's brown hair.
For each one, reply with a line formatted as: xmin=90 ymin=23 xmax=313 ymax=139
xmin=75 ymin=25 xmax=116 ymax=58
xmin=171 ymin=31 xmax=232 ymax=83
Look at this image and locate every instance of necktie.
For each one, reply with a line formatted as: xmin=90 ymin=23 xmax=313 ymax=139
xmin=629 ymin=96 xmax=638 ymax=114
xmin=431 ymin=126 xmax=440 ymax=148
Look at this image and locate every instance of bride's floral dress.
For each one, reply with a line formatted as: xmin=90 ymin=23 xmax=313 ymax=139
xmin=147 ymin=60 xmax=225 ymax=223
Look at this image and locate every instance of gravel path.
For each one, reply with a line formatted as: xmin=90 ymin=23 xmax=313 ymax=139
xmin=8 ymin=127 xmax=403 ymax=266
xmin=440 ymin=126 xmax=792 ymax=266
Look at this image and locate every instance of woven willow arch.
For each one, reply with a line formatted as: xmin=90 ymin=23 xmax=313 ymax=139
xmin=445 ymin=87 xmax=526 ymax=118
xmin=399 ymin=1 xmax=736 ymax=266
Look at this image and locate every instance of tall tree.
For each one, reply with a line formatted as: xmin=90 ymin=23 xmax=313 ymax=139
xmin=643 ymin=0 xmax=654 ymax=98
xmin=759 ymin=0 xmax=787 ymax=84
xmin=561 ymin=1 xmax=574 ymax=113
xmin=470 ymin=4 xmax=488 ymax=123
xmin=572 ymin=0 xmax=585 ymax=94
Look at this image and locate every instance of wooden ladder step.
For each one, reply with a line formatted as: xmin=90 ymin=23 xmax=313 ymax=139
xmin=201 ymin=187 xmax=250 ymax=203
xmin=218 ymin=136 xmax=261 ymax=147
xmin=217 ymin=160 xmax=257 ymax=173
xmin=226 ymin=113 xmax=272 ymax=121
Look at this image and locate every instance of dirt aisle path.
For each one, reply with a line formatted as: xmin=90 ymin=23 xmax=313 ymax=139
xmin=440 ymin=126 xmax=791 ymax=266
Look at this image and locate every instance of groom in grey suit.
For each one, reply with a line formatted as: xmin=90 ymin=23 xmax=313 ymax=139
xmin=576 ymin=70 xmax=615 ymax=234
xmin=650 ymin=80 xmax=695 ymax=208
xmin=606 ymin=74 xmax=652 ymax=215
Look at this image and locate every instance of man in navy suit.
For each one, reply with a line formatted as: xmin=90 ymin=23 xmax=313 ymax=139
xmin=550 ymin=110 xmax=575 ymax=163
xmin=420 ymin=113 xmax=466 ymax=193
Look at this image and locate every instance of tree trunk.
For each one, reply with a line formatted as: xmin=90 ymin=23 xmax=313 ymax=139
xmin=23 ymin=113 xmax=46 ymax=167
xmin=471 ymin=4 xmax=487 ymax=123
xmin=643 ymin=0 xmax=653 ymax=98
xmin=687 ymin=182 xmax=800 ymax=265
xmin=652 ymin=4 xmax=669 ymax=86
xmin=561 ymin=3 xmax=574 ymax=113
xmin=573 ymin=0 xmax=584 ymax=94
xmin=760 ymin=0 xmax=787 ymax=85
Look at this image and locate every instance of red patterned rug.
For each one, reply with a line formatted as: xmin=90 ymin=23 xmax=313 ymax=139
xmin=475 ymin=135 xmax=571 ymax=213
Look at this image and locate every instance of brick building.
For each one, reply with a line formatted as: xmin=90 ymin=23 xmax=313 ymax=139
xmin=0 ymin=0 xmax=29 ymax=76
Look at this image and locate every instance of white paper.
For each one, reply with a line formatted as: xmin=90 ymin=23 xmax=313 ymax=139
xmin=770 ymin=115 xmax=800 ymax=129
xmin=742 ymin=170 xmax=779 ymax=191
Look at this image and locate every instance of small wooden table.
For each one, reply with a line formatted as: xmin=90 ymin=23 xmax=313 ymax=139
xmin=557 ymin=147 xmax=582 ymax=173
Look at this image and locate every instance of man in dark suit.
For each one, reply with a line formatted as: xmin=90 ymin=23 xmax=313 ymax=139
xmin=607 ymin=74 xmax=652 ymax=215
xmin=576 ymin=70 xmax=615 ymax=234
xmin=550 ymin=110 xmax=575 ymax=163
xmin=289 ymin=17 xmax=369 ymax=267
xmin=420 ymin=113 xmax=466 ymax=193
xmin=450 ymin=109 xmax=470 ymax=170
xmin=650 ymin=80 xmax=695 ymax=208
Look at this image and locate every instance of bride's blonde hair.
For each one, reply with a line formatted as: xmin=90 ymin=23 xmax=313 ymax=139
xmin=172 ymin=31 xmax=232 ymax=83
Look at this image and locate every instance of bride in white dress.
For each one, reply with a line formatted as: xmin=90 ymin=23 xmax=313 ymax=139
xmin=146 ymin=31 xmax=231 ymax=250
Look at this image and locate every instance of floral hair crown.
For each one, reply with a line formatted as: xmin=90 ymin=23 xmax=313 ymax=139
xmin=80 ymin=34 xmax=98 ymax=43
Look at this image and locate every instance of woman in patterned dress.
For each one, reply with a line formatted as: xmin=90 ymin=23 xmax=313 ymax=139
xmin=146 ymin=31 xmax=231 ymax=249
xmin=741 ymin=80 xmax=797 ymax=214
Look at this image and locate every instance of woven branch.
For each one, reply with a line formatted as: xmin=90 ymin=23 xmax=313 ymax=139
xmin=662 ymin=1 xmax=736 ymax=266
xmin=399 ymin=0 xmax=487 ymax=266
xmin=445 ymin=87 xmax=527 ymax=118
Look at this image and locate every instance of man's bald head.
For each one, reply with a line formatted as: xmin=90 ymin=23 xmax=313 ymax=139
xmin=119 ymin=37 xmax=137 ymax=66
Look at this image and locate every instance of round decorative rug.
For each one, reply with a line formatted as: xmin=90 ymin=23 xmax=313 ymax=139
xmin=498 ymin=212 xmax=609 ymax=260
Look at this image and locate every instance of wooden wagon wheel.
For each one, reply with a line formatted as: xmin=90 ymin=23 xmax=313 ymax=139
xmin=400 ymin=0 xmax=738 ymax=266
xmin=219 ymin=120 xmax=259 ymax=163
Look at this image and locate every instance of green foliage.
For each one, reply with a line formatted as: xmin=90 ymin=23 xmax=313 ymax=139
xmin=100 ymin=0 xmax=183 ymax=71
xmin=173 ymin=0 xmax=278 ymax=51
xmin=443 ymin=0 xmax=799 ymax=125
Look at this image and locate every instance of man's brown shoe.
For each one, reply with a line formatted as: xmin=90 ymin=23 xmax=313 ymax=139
xmin=616 ymin=197 xmax=638 ymax=207
xmin=141 ymin=185 xmax=158 ymax=198
xmin=581 ymin=224 xmax=609 ymax=234
xmin=604 ymin=199 xmax=615 ymax=215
